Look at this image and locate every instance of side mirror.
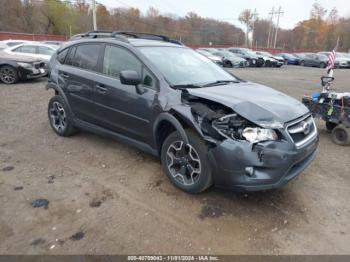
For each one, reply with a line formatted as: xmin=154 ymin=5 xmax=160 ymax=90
xmin=120 ymin=70 xmax=145 ymax=95
xmin=120 ymin=70 xmax=142 ymax=86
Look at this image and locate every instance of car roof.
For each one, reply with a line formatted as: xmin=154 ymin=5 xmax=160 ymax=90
xmin=65 ymin=37 xmax=185 ymax=49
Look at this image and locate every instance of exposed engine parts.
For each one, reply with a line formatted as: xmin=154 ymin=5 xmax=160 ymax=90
xmin=187 ymin=97 xmax=252 ymax=141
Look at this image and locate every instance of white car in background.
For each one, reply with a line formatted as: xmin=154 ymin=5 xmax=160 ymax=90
xmin=3 ymin=43 xmax=59 ymax=62
xmin=1 ymin=39 xmax=33 ymax=47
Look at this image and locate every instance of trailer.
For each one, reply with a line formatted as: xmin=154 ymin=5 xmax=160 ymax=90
xmin=302 ymin=76 xmax=350 ymax=146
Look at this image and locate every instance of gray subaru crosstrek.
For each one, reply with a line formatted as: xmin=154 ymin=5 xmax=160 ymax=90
xmin=47 ymin=31 xmax=318 ymax=193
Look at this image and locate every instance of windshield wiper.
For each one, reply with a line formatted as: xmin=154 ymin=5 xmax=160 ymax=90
xmin=202 ymin=80 xmax=240 ymax=87
xmin=171 ymin=84 xmax=203 ymax=89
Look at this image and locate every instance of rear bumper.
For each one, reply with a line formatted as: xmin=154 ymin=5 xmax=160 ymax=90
xmin=209 ymin=135 xmax=319 ymax=191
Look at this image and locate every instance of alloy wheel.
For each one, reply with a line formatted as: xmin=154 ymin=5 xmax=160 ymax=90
xmin=0 ymin=67 xmax=16 ymax=84
xmin=166 ymin=141 xmax=201 ymax=186
xmin=49 ymin=101 xmax=67 ymax=132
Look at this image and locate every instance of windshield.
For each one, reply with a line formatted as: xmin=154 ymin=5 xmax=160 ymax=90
xmin=337 ymin=53 xmax=350 ymax=59
xmin=139 ymin=46 xmax=238 ymax=87
xmin=217 ymin=50 xmax=236 ymax=58
xmin=318 ymin=54 xmax=327 ymax=59
xmin=283 ymin=54 xmax=294 ymax=58
xmin=243 ymin=49 xmax=256 ymax=55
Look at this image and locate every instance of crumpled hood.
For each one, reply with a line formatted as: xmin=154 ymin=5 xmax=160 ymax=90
xmin=187 ymin=82 xmax=309 ymax=126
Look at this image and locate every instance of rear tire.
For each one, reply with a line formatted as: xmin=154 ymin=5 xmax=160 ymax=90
xmin=161 ymin=129 xmax=213 ymax=193
xmin=224 ymin=60 xmax=232 ymax=68
xmin=48 ymin=95 xmax=77 ymax=137
xmin=320 ymin=62 xmax=326 ymax=68
xmin=331 ymin=124 xmax=350 ymax=146
xmin=0 ymin=65 xmax=18 ymax=84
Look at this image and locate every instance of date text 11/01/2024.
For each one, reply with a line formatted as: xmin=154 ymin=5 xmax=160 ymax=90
xmin=127 ymin=255 xmax=219 ymax=261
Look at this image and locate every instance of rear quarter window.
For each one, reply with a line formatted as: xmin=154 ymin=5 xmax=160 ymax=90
xmin=57 ymin=48 xmax=69 ymax=64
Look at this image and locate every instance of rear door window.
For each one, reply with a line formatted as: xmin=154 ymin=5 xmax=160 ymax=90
xmin=72 ymin=44 xmax=101 ymax=71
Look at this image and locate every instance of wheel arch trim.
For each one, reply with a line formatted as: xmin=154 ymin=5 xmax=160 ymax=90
xmin=153 ymin=112 xmax=189 ymax=152
xmin=46 ymin=82 xmax=74 ymax=117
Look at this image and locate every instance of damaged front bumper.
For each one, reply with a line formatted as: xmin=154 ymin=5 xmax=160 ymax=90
xmin=208 ymin=134 xmax=318 ymax=191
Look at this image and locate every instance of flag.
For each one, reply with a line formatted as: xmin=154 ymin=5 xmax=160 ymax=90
xmin=327 ymin=37 xmax=339 ymax=73
xmin=326 ymin=49 xmax=336 ymax=71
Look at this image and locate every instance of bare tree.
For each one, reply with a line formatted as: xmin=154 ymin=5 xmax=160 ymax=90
xmin=239 ymin=9 xmax=254 ymax=47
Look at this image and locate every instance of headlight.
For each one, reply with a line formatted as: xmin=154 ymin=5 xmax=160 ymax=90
xmin=17 ymin=62 xmax=33 ymax=68
xmin=242 ymin=127 xmax=278 ymax=143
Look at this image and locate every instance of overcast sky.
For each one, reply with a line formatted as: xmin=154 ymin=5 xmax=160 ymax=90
xmin=98 ymin=0 xmax=350 ymax=30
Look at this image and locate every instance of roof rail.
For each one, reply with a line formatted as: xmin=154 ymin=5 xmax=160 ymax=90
xmin=112 ymin=31 xmax=169 ymax=41
xmin=70 ymin=31 xmax=183 ymax=45
xmin=70 ymin=31 xmax=129 ymax=43
xmin=112 ymin=31 xmax=183 ymax=45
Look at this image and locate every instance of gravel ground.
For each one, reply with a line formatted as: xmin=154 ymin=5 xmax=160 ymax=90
xmin=0 ymin=65 xmax=349 ymax=255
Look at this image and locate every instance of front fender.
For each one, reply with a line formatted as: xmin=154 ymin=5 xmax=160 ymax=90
xmin=153 ymin=112 xmax=189 ymax=149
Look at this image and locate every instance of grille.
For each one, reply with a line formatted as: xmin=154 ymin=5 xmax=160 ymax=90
xmin=286 ymin=115 xmax=317 ymax=148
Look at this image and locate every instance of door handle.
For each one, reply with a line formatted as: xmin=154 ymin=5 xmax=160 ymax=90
xmin=61 ymin=72 xmax=69 ymax=79
xmin=96 ymin=84 xmax=107 ymax=94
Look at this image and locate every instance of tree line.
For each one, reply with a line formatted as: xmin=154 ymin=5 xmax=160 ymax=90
xmin=0 ymin=0 xmax=349 ymax=52
xmin=244 ymin=2 xmax=350 ymax=52
xmin=0 ymin=0 xmax=245 ymax=46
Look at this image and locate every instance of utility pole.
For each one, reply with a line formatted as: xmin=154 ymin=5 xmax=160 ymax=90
xmin=92 ymin=0 xmax=97 ymax=30
xmin=273 ymin=6 xmax=283 ymax=49
xmin=267 ymin=7 xmax=275 ymax=48
xmin=251 ymin=9 xmax=258 ymax=49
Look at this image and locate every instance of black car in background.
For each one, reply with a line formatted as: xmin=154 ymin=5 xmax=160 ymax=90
xmin=255 ymin=51 xmax=283 ymax=67
xmin=47 ymin=31 xmax=318 ymax=193
xmin=0 ymin=51 xmax=46 ymax=84
xmin=227 ymin=47 xmax=264 ymax=67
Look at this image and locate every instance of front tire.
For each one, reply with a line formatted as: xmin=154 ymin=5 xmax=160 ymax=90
xmin=0 ymin=66 xmax=18 ymax=84
xmin=331 ymin=124 xmax=350 ymax=146
xmin=161 ymin=129 xmax=213 ymax=193
xmin=48 ymin=95 xmax=77 ymax=137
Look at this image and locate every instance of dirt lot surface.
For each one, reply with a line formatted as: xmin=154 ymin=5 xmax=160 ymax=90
xmin=0 ymin=66 xmax=349 ymax=255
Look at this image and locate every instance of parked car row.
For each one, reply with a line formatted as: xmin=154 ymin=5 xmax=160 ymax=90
xmin=196 ymin=47 xmax=285 ymax=68
xmin=196 ymin=47 xmax=350 ymax=69
xmin=0 ymin=39 xmax=64 ymax=84
xmin=279 ymin=52 xmax=350 ymax=68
